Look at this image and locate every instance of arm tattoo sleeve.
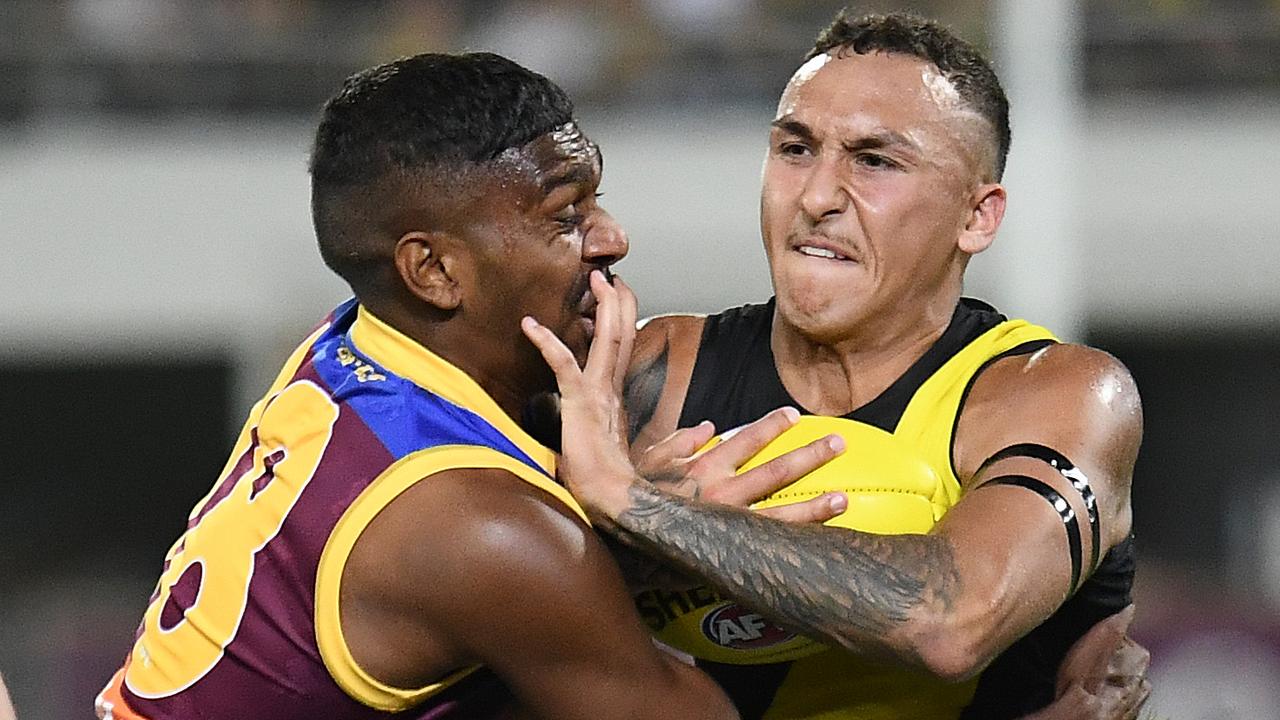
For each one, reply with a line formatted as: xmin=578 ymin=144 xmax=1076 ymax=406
xmin=623 ymin=342 xmax=669 ymax=442
xmin=615 ymin=482 xmax=961 ymax=655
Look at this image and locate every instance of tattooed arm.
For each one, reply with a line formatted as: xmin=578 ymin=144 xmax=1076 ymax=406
xmin=531 ymin=308 xmax=1141 ymax=682
xmin=617 ymin=481 xmax=960 ymax=668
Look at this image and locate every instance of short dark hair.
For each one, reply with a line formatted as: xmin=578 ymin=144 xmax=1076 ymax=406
xmin=808 ymin=11 xmax=1011 ymax=180
xmin=309 ymin=52 xmax=575 ymax=296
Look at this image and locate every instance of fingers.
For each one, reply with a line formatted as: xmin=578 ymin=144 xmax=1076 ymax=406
xmin=1047 ymin=614 xmax=1152 ymax=720
xmin=635 ymin=421 xmax=717 ymax=475
xmin=611 ymin=274 xmax=638 ymax=391
xmin=699 ymin=407 xmax=802 ymax=469
xmin=1107 ymin=636 xmax=1151 ymax=679
xmin=1054 ymin=605 xmax=1133 ymax=696
xmin=1108 ymin=677 xmax=1151 ymax=720
xmin=1127 ymin=678 xmax=1152 ymax=720
xmin=665 ymin=421 xmax=717 ymax=459
xmin=1046 ymin=684 xmax=1101 ymax=718
xmin=585 ymin=270 xmax=624 ymax=383
xmin=727 ymin=434 xmax=844 ymax=505
xmin=1051 ymin=607 xmax=1151 ymax=719
xmin=1101 ymin=655 xmax=1153 ymax=720
xmin=521 ymin=316 xmax=581 ymax=380
xmin=1112 ymin=603 xmax=1136 ymax=632
xmin=757 ymin=492 xmax=847 ymax=525
xmin=1099 ymin=622 xmax=1150 ymax=713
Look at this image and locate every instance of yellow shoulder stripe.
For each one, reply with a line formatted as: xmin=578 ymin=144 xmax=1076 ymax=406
xmin=315 ymin=444 xmax=587 ymax=711
xmin=349 ymin=306 xmax=557 ymax=476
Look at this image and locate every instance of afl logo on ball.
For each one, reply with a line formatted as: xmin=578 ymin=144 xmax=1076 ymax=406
xmin=700 ymin=603 xmax=796 ymax=650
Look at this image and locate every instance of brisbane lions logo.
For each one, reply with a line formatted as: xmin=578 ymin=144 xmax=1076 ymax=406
xmin=700 ymin=603 xmax=796 ymax=650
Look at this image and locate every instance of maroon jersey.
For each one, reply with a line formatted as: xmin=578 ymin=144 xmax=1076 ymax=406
xmin=97 ymin=301 xmax=586 ymax=719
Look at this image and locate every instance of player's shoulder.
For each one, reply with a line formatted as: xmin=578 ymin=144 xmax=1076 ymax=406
xmin=630 ymin=313 xmax=706 ymax=395
xmin=336 ymin=465 xmax=626 ymax=679
xmin=349 ymin=465 xmax=612 ymax=618
xmin=981 ymin=342 xmax=1139 ymax=410
xmin=634 ymin=300 xmax=776 ymax=362
xmin=635 ymin=313 xmax=706 ymax=359
xmin=959 ymin=343 xmax=1141 ymax=538
xmin=394 ymin=466 xmax=591 ymax=570
xmin=628 ymin=314 xmax=707 ymax=443
xmin=960 ymin=342 xmax=1143 ymax=476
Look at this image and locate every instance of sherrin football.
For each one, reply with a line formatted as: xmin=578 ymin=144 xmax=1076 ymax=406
xmin=642 ymin=415 xmax=951 ymax=666
xmin=738 ymin=414 xmax=946 ymax=534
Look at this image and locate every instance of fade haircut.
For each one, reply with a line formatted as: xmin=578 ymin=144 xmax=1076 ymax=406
xmin=309 ymin=52 xmax=575 ymax=296
xmin=808 ymin=11 xmax=1011 ymax=180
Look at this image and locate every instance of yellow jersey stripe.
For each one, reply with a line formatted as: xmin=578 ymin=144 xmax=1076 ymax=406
xmin=349 ymin=306 xmax=557 ymax=476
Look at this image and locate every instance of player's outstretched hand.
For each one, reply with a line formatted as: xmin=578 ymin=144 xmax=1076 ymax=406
xmin=522 ymin=270 xmax=640 ymax=520
xmin=1022 ymin=605 xmax=1152 ymax=720
xmin=633 ymin=408 xmax=846 ymax=525
xmin=523 ymin=271 xmax=845 ymax=528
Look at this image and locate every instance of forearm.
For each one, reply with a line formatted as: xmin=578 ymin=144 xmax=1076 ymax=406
xmin=600 ymin=531 xmax=698 ymax=593
xmin=606 ymin=480 xmax=963 ymax=672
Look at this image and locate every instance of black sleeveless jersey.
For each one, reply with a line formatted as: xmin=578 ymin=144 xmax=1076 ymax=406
xmin=675 ymin=297 xmax=1136 ymax=719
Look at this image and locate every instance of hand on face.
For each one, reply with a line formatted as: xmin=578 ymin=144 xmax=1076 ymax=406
xmin=523 ymin=273 xmax=845 ymax=527
xmin=521 ymin=270 xmax=640 ymax=519
xmin=459 ymin=123 xmax=627 ymax=391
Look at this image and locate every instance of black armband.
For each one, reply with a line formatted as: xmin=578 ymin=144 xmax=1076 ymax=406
xmin=979 ymin=443 xmax=1100 ymax=577
xmin=981 ymin=474 xmax=1084 ymax=595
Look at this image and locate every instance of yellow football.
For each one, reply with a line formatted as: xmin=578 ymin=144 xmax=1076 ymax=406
xmin=642 ymin=415 xmax=951 ymax=666
xmin=739 ymin=415 xmax=946 ymax=534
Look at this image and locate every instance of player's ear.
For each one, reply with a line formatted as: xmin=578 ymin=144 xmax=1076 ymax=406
xmin=957 ymin=183 xmax=1006 ymax=255
xmin=394 ymin=231 xmax=463 ymax=311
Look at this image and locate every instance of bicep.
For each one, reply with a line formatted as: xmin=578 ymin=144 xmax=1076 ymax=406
xmin=930 ymin=472 xmax=1086 ymax=657
xmin=955 ymin=344 xmax=1139 ymax=535
xmin=942 ymin=345 xmax=1140 ymax=659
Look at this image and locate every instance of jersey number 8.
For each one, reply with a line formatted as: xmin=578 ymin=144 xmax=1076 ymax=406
xmin=125 ymin=380 xmax=339 ymax=698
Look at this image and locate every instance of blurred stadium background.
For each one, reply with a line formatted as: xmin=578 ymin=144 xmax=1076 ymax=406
xmin=2 ymin=1 xmax=1279 ymax=717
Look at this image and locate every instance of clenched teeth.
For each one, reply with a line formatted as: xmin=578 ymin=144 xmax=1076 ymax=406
xmin=798 ymin=245 xmax=839 ymax=259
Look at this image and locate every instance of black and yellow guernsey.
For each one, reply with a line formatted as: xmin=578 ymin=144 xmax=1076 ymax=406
xmin=645 ymin=297 xmax=1135 ymax=720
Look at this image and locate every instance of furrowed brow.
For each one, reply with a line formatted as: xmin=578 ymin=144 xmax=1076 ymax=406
xmin=842 ymin=130 xmax=917 ymax=154
xmin=770 ymin=118 xmax=817 ymax=143
xmin=539 ymin=163 xmax=596 ymax=194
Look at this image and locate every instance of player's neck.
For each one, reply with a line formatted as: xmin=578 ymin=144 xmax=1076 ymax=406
xmin=770 ymin=298 xmax=955 ymax=417
xmin=426 ymin=338 xmax=542 ymax=423
xmin=365 ymin=301 xmax=539 ymax=422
